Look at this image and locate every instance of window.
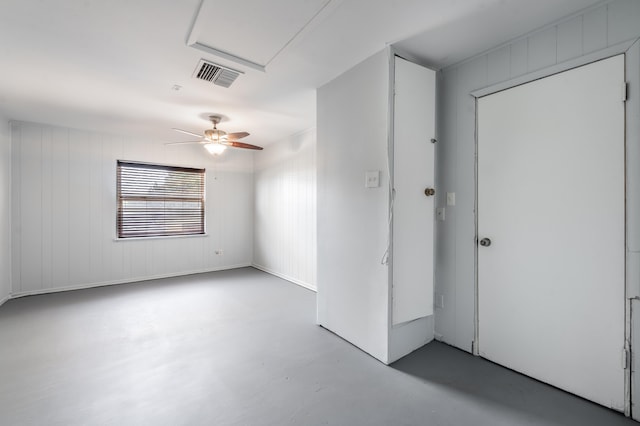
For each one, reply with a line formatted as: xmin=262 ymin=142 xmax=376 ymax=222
xmin=116 ymin=161 xmax=205 ymax=238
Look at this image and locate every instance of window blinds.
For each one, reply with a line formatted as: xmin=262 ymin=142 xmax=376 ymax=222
xmin=116 ymin=161 xmax=205 ymax=238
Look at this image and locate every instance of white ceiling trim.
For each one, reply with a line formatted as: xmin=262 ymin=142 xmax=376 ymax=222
xmin=185 ymin=0 xmax=265 ymax=71
xmin=188 ymin=41 xmax=266 ymax=72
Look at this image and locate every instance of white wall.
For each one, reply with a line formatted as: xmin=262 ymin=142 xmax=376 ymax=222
xmin=0 ymin=113 xmax=10 ymax=305
xmin=253 ymin=128 xmax=317 ymax=290
xmin=435 ymin=0 xmax=640 ymax=354
xmin=10 ymin=121 xmax=254 ymax=296
xmin=317 ymin=49 xmax=391 ymax=362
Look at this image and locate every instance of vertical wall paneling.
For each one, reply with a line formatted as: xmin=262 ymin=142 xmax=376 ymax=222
xmin=101 ymin=135 xmax=123 ymax=282
xmin=40 ymin=126 xmax=53 ymax=290
xmin=51 ymin=127 xmax=70 ymax=289
xmin=20 ymin=124 xmax=42 ymax=291
xmin=583 ymin=7 xmax=607 ymax=54
xmin=557 ymin=16 xmax=583 ymax=63
xmin=202 ymin=169 xmax=217 ymax=270
xmin=10 ymin=121 xmax=254 ymax=296
xmin=10 ymin=123 xmax=21 ymax=293
xmin=68 ymin=129 xmax=92 ymax=287
xmin=509 ymin=39 xmax=528 ymax=78
xmin=253 ymin=128 xmax=317 ymax=290
xmin=437 ymin=0 xmax=640 ymax=356
xmin=89 ymin=133 xmax=103 ymax=284
xmin=0 ymin=115 xmax=11 ymax=304
xmin=487 ymin=46 xmax=510 ymax=86
xmin=527 ymin=27 xmax=557 ymax=72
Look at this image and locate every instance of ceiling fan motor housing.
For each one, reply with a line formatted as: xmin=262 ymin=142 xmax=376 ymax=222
xmin=204 ymin=128 xmax=226 ymax=141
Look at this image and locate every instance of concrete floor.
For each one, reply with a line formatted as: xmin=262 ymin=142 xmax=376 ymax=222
xmin=0 ymin=268 xmax=635 ymax=426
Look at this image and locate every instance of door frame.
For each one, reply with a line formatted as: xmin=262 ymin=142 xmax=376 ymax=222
xmin=470 ymin=38 xmax=639 ymax=417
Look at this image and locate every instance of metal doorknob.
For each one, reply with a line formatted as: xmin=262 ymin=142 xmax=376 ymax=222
xmin=479 ymin=238 xmax=492 ymax=247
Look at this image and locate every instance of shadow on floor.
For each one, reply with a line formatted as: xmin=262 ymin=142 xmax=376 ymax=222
xmin=391 ymin=341 xmax=635 ymax=426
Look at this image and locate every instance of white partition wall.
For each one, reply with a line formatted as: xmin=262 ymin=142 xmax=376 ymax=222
xmin=317 ymin=49 xmax=392 ymax=362
xmin=317 ymin=48 xmax=436 ymax=364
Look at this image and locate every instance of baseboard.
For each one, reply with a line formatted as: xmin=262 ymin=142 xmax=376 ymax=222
xmin=9 ymin=263 xmax=252 ymax=299
xmin=251 ymin=264 xmax=316 ymax=292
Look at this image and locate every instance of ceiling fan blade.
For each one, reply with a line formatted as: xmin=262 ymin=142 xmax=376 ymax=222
xmin=225 ymin=131 xmax=250 ymax=140
xmin=223 ymin=141 xmax=263 ymax=150
xmin=165 ymin=140 xmax=204 ymax=146
xmin=172 ymin=128 xmax=203 ymax=138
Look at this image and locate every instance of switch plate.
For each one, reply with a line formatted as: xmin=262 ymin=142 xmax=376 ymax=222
xmin=447 ymin=192 xmax=456 ymax=206
xmin=365 ymin=171 xmax=380 ymax=188
xmin=434 ymin=294 xmax=444 ymax=309
xmin=436 ymin=207 xmax=446 ymax=221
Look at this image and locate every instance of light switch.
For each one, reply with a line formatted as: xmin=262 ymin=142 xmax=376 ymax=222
xmin=436 ymin=207 xmax=446 ymax=221
xmin=365 ymin=171 xmax=380 ymax=188
xmin=434 ymin=294 xmax=444 ymax=309
xmin=447 ymin=192 xmax=456 ymax=206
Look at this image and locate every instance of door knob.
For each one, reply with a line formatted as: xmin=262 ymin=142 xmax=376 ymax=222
xmin=479 ymin=238 xmax=492 ymax=247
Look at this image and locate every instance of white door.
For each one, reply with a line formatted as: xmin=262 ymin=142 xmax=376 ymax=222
xmin=392 ymin=56 xmax=436 ymax=325
xmin=477 ymin=55 xmax=626 ymax=410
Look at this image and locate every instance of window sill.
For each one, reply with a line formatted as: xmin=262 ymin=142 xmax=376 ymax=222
xmin=113 ymin=233 xmax=209 ymax=242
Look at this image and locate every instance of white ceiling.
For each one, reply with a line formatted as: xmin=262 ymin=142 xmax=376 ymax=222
xmin=0 ymin=0 xmax=605 ymax=147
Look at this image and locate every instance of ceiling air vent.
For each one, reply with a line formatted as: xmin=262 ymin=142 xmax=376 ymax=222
xmin=193 ymin=59 xmax=242 ymax=88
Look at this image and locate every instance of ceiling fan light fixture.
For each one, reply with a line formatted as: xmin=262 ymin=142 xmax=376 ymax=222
xmin=169 ymin=114 xmax=262 ymax=152
xmin=204 ymin=143 xmax=227 ymax=155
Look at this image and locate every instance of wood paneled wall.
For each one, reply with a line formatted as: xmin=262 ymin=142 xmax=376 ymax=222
xmin=253 ymin=129 xmax=317 ymax=290
xmin=11 ymin=121 xmax=254 ymax=296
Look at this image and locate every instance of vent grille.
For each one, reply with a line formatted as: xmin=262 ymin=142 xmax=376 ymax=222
xmin=215 ymin=69 xmax=239 ymax=88
xmin=193 ymin=59 xmax=241 ymax=88
xmin=196 ymin=62 xmax=221 ymax=82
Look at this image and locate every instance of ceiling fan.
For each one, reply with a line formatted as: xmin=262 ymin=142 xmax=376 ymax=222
xmin=167 ymin=115 xmax=263 ymax=155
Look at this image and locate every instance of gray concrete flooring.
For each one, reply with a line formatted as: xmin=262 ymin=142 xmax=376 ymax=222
xmin=0 ymin=267 xmax=635 ymax=425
